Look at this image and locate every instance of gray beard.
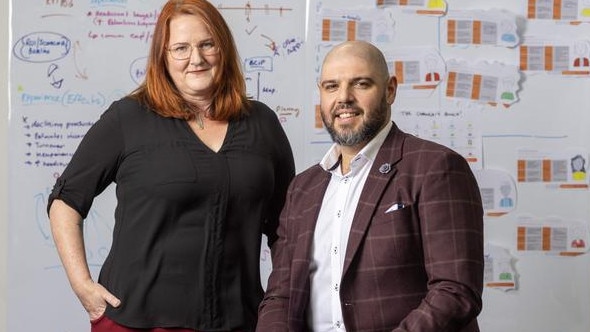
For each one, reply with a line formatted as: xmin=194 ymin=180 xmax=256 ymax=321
xmin=323 ymin=99 xmax=389 ymax=147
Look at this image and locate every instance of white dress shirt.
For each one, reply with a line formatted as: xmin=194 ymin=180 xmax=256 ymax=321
xmin=307 ymin=122 xmax=392 ymax=331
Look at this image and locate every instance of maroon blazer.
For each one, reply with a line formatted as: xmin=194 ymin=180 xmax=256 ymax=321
xmin=257 ymin=123 xmax=484 ymax=332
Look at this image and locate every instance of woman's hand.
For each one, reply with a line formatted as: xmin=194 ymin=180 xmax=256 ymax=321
xmin=75 ymin=279 xmax=121 ymax=320
xmin=49 ymin=199 xmax=121 ymax=320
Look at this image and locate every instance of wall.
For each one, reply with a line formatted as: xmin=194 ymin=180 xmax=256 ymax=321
xmin=1 ymin=0 xmax=9 ymax=330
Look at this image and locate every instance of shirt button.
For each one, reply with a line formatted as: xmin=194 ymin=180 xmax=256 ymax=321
xmin=334 ymin=283 xmax=339 ymax=291
xmin=335 ymin=321 xmax=342 ymax=328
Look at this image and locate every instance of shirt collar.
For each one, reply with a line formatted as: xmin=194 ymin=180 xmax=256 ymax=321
xmin=319 ymin=121 xmax=393 ymax=173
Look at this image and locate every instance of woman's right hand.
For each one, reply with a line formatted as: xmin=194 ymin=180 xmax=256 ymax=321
xmin=76 ymin=279 xmax=121 ymax=320
xmin=48 ymin=200 xmax=121 ymax=321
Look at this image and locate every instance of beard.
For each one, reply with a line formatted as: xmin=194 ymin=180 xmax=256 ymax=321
xmin=321 ymin=96 xmax=389 ymax=147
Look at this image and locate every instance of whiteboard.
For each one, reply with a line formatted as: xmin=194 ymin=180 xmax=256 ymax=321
xmin=8 ymin=1 xmax=305 ymax=331
xmin=8 ymin=0 xmax=590 ymax=331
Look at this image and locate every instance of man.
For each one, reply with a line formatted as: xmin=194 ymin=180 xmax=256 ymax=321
xmin=257 ymin=40 xmax=484 ymax=332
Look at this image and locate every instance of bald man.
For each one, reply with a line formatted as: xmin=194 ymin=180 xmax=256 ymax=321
xmin=257 ymin=41 xmax=484 ymax=332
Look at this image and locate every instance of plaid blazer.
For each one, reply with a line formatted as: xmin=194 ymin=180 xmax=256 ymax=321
xmin=257 ymin=123 xmax=484 ymax=332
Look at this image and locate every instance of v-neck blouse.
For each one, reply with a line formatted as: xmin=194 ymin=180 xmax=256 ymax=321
xmin=48 ymin=97 xmax=295 ymax=331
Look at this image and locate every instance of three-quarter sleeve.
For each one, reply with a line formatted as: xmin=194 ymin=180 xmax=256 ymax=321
xmin=257 ymin=103 xmax=295 ymax=248
xmin=47 ymin=103 xmax=124 ymax=219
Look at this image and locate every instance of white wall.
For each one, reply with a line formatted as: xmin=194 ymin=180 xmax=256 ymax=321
xmin=1 ymin=0 xmax=9 ymax=331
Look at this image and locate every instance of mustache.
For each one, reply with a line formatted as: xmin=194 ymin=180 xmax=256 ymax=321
xmin=333 ymin=103 xmax=362 ymax=114
xmin=334 ymin=102 xmax=354 ymax=110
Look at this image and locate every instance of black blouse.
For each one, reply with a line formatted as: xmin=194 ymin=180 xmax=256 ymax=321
xmin=47 ymin=97 xmax=295 ymax=331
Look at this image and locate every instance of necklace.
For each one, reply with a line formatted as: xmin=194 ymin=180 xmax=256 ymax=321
xmin=184 ymin=104 xmax=207 ymax=130
xmin=195 ymin=111 xmax=205 ymax=129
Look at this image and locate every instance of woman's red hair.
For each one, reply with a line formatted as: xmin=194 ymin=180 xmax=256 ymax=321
xmin=130 ymin=0 xmax=249 ymax=120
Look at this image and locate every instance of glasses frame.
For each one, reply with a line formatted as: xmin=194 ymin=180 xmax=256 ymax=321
xmin=167 ymin=40 xmax=219 ymax=60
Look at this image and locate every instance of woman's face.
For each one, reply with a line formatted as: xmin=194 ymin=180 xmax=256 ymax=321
xmin=166 ymin=14 xmax=220 ymax=103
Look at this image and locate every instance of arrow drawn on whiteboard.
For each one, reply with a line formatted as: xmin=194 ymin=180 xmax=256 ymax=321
xmin=73 ymin=41 xmax=88 ymax=80
xmin=47 ymin=63 xmax=64 ymax=89
xmin=261 ymin=34 xmax=280 ymax=56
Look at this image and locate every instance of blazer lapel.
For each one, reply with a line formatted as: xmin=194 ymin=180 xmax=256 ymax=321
xmin=342 ymin=124 xmax=405 ymax=276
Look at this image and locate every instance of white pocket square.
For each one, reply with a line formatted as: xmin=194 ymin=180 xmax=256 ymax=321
xmin=385 ymin=203 xmax=405 ymax=213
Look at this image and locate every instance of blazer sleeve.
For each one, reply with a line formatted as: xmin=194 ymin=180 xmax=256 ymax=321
xmin=396 ymin=149 xmax=484 ymax=331
xmin=257 ymin=178 xmax=296 ymax=332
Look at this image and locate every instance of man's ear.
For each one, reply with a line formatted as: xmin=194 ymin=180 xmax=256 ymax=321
xmin=387 ymin=76 xmax=397 ymax=104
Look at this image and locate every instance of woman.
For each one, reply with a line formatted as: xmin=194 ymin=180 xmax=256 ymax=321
xmin=47 ymin=0 xmax=295 ymax=331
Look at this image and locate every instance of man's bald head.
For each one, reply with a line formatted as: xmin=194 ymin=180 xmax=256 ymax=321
xmin=322 ymin=41 xmax=391 ymax=83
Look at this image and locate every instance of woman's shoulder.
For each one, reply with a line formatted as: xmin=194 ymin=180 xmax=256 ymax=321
xmin=101 ymin=96 xmax=153 ymax=121
xmin=244 ymin=100 xmax=278 ymax=121
xmin=247 ymin=99 xmax=275 ymax=113
xmin=106 ymin=96 xmax=146 ymax=113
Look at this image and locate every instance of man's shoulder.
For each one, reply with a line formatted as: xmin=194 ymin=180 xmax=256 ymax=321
xmin=289 ymin=164 xmax=328 ymax=191
xmin=295 ymin=164 xmax=324 ymax=180
xmin=395 ymin=129 xmax=460 ymax=158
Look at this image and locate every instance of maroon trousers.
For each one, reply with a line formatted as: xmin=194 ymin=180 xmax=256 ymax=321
xmin=91 ymin=315 xmax=199 ymax=332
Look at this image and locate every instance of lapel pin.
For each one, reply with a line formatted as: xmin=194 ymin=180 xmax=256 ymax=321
xmin=379 ymin=163 xmax=391 ymax=174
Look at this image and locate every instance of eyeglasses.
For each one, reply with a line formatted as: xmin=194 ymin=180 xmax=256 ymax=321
xmin=167 ymin=40 xmax=219 ymax=60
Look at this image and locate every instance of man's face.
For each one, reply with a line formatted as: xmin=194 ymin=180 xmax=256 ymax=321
xmin=318 ymin=49 xmax=396 ymax=147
